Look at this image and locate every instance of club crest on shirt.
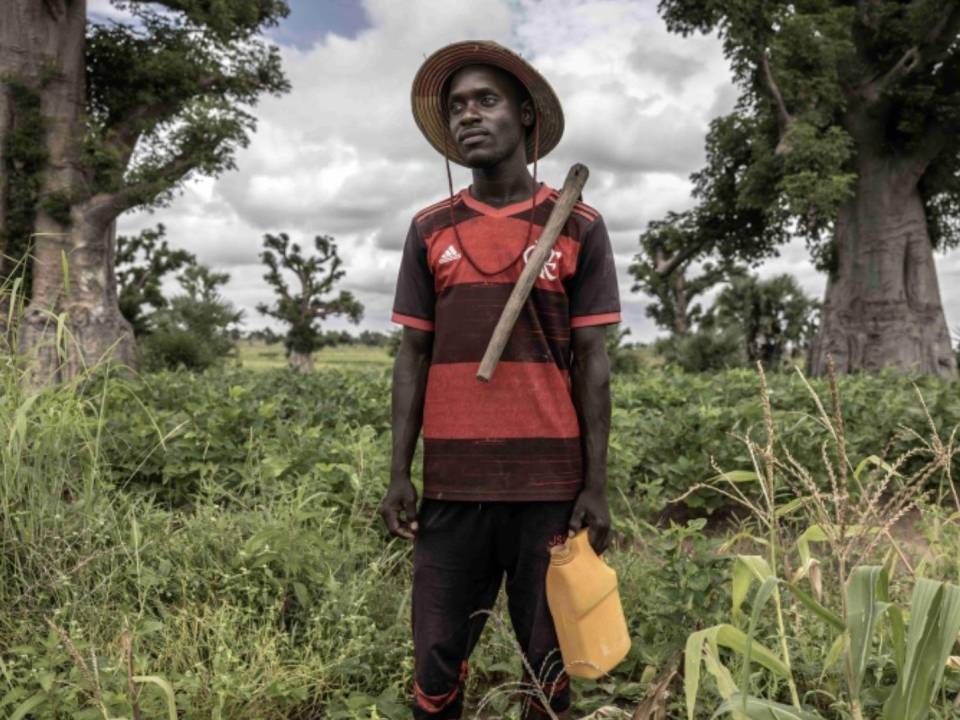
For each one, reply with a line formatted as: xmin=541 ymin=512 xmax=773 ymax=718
xmin=523 ymin=245 xmax=562 ymax=281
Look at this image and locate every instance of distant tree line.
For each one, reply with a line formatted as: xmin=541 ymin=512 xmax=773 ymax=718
xmin=116 ymin=225 xmax=366 ymax=371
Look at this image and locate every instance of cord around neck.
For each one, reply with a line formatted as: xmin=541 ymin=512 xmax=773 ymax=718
xmin=442 ymin=113 xmax=541 ymax=277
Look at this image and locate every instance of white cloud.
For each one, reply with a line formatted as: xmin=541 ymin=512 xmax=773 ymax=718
xmin=115 ymin=0 xmax=960 ymax=342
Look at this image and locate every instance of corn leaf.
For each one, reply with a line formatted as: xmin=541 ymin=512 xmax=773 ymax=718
xmin=732 ymin=555 xmax=774 ymax=616
xmin=741 ymin=577 xmax=779 ymax=711
xmin=785 ymin=582 xmax=844 ymax=632
xmin=795 ymin=525 xmax=828 ymax=568
xmin=882 ymin=579 xmax=960 ymax=720
xmin=822 ymin=634 xmax=846 ymax=674
xmin=853 ymin=454 xmax=898 ymax=482
xmin=774 ymin=497 xmax=808 ymax=518
xmin=686 ymin=629 xmax=708 ymax=720
xmin=133 ymin=675 xmax=177 ymax=720
xmin=686 ymin=623 xmax=790 ymax=720
xmin=712 ymin=694 xmax=824 ymax=719
xmin=708 ymin=471 xmax=760 ymax=484
xmin=885 ymin=604 xmax=906 ymax=672
xmin=702 ymin=645 xmax=750 ymax=720
xmin=846 ymin=566 xmax=886 ymax=700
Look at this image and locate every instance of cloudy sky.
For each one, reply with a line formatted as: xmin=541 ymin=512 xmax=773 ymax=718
xmin=90 ymin=0 xmax=960 ymax=341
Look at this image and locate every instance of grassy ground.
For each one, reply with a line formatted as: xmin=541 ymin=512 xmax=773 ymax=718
xmin=236 ymin=339 xmax=392 ymax=370
xmin=3 ymin=359 xmax=960 ymax=719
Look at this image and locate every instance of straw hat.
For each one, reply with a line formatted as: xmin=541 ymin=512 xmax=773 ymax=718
xmin=411 ymin=41 xmax=564 ymax=167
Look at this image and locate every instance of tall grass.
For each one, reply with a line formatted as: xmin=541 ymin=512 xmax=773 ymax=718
xmin=681 ymin=361 xmax=960 ymax=720
xmin=3 ymin=261 xmax=960 ymax=719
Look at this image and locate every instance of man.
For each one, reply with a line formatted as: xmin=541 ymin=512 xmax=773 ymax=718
xmin=381 ymin=41 xmax=621 ymax=720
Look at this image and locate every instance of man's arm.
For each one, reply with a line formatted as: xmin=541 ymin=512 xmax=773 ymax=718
xmin=568 ymin=324 xmax=612 ymax=554
xmin=380 ymin=326 xmax=433 ymax=540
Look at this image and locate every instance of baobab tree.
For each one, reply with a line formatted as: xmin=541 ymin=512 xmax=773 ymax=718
xmin=257 ymin=233 xmax=364 ymax=372
xmin=656 ymin=0 xmax=960 ymax=377
xmin=0 ymin=0 xmax=288 ymax=382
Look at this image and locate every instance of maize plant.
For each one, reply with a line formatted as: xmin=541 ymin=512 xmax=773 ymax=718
xmin=681 ymin=363 xmax=960 ymax=718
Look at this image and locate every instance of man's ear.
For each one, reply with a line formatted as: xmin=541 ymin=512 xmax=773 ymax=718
xmin=520 ymin=99 xmax=534 ymax=128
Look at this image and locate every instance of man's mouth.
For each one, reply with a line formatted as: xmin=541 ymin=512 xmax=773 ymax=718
xmin=460 ymin=130 xmax=489 ymax=146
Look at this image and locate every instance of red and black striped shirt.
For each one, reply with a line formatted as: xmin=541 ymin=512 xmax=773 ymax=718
xmin=392 ymin=183 xmax=621 ymax=501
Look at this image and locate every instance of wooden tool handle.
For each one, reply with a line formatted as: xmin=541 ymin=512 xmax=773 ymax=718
xmin=476 ymin=163 xmax=590 ymax=382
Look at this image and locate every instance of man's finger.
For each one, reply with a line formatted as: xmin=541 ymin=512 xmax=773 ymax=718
xmin=589 ymin=524 xmax=609 ymax=555
xmin=568 ymin=505 xmax=585 ymax=536
xmin=383 ymin=505 xmax=401 ymax=535
xmin=403 ymin=496 xmax=419 ymax=533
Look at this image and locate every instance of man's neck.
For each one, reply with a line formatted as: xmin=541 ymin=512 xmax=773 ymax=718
xmin=468 ymin=150 xmax=535 ymax=208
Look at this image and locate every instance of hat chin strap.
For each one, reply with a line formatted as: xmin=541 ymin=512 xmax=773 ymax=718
xmin=442 ymin=111 xmax=542 ymax=277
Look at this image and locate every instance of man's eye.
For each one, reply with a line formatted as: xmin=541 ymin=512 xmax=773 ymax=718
xmin=481 ymin=95 xmax=498 ymax=105
xmin=449 ymin=102 xmax=463 ymax=114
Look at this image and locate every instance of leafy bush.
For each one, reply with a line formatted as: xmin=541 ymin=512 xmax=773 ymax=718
xmin=654 ymin=327 xmax=746 ymax=372
xmin=2 ymin=358 xmax=958 ymax=719
xmin=139 ymin=265 xmax=242 ymax=371
xmin=610 ymin=367 xmax=960 ymax=516
xmin=682 ymin=367 xmax=960 ymax=720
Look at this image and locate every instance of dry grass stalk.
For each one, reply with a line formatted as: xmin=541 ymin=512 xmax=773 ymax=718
xmin=123 ymin=629 xmax=143 ymax=720
xmin=672 ymin=357 xmax=959 ymax=599
xmin=630 ymin=654 xmax=679 ymax=720
xmin=470 ymin=609 xmax=564 ymax=720
xmin=46 ymin=618 xmax=111 ymax=719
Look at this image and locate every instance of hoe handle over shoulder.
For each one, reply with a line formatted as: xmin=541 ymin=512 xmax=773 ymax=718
xmin=476 ymin=163 xmax=590 ymax=383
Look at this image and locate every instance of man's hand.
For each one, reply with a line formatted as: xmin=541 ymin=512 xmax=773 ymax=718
xmin=568 ymin=486 xmax=611 ymax=554
xmin=380 ymin=478 xmax=419 ymax=540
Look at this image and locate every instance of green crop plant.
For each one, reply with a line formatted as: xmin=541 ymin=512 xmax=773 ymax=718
xmin=682 ymin=362 xmax=960 ymax=719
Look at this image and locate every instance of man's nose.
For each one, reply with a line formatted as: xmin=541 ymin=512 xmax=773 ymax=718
xmin=459 ymin=100 xmax=481 ymax=124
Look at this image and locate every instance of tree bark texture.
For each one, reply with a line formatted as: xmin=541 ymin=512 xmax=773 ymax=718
xmin=1 ymin=0 xmax=135 ymax=382
xmin=809 ymin=153 xmax=957 ymax=378
xmin=288 ymin=349 xmax=314 ymax=373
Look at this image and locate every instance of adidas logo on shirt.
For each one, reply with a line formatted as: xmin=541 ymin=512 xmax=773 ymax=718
xmin=438 ymin=244 xmax=462 ymax=265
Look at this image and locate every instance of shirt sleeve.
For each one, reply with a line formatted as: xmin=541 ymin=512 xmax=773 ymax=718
xmin=391 ymin=220 xmax=436 ymax=332
xmin=567 ymin=215 xmax=621 ymax=328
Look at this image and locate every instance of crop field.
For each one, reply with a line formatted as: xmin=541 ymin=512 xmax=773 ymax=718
xmin=2 ymin=360 xmax=960 ymax=719
xmin=235 ymin=341 xmax=393 ymax=371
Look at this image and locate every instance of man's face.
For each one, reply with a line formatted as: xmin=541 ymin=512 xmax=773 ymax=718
xmin=445 ymin=65 xmax=533 ymax=169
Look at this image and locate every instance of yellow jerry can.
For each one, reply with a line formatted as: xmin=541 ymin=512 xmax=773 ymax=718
xmin=546 ymin=529 xmax=631 ymax=679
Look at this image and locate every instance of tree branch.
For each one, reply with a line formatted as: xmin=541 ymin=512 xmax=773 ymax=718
xmin=861 ymin=2 xmax=960 ymax=101
xmin=762 ymin=52 xmax=794 ymax=132
xmin=654 ymin=238 xmax=709 ymax=278
xmin=86 ymin=150 xmax=198 ymax=223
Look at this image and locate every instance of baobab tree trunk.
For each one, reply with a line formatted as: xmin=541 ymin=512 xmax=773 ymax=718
xmin=671 ymin=271 xmax=690 ymax=336
xmin=809 ymin=153 xmax=957 ymax=378
xmin=289 ymin=350 xmax=315 ymax=373
xmin=2 ymin=0 xmax=134 ymax=382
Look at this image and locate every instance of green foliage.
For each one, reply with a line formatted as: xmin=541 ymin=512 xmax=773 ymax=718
xmin=609 ymin=368 xmax=960 ymax=516
xmin=84 ymin=1 xmax=291 ymax=211
xmin=654 ymin=326 xmax=747 ymax=373
xmin=702 ymin=273 xmax=820 ymax=368
xmin=117 ymin=223 xmax=198 ymax=336
xmin=257 ymin=233 xmax=364 ymax=359
xmin=37 ymin=190 xmax=73 ymax=227
xmin=386 ymin=329 xmax=402 ymax=358
xmin=649 ymin=273 xmax=818 ymax=373
xmin=140 ymin=264 xmax=242 ymax=371
xmin=653 ymin=0 xmax=960 ymax=275
xmin=3 ymin=349 xmax=959 ymax=719
xmin=630 ymin=211 xmax=737 ymax=336
xmin=681 ymin=367 xmax=960 ymax=720
xmin=606 ymin=326 xmax=642 ymax=374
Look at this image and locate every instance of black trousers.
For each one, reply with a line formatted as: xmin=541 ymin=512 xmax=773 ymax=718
xmin=411 ymin=499 xmax=574 ymax=719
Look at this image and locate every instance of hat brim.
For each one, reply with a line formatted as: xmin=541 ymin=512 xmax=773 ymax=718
xmin=411 ymin=41 xmax=564 ymax=167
